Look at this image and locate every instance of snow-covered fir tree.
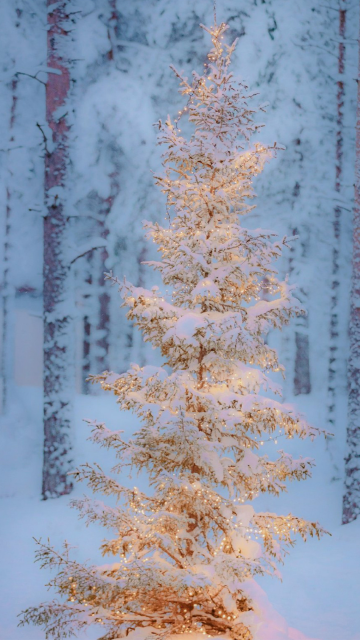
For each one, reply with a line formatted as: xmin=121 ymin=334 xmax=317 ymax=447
xmin=20 ymin=19 xmax=328 ymax=640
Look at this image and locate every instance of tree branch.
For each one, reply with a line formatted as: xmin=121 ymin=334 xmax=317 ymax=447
xmin=36 ymin=122 xmax=50 ymax=157
xmin=70 ymin=245 xmax=106 ymax=265
xmin=15 ymin=71 xmax=46 ymax=86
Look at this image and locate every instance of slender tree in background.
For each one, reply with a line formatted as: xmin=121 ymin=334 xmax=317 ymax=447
xmin=287 ymin=136 xmax=311 ymax=396
xmin=291 ymin=227 xmax=311 ymax=397
xmin=20 ymin=20 xmax=327 ymax=640
xmin=42 ymin=0 xmax=74 ymax=499
xmin=1 ymin=75 xmax=18 ymax=413
xmin=95 ymin=169 xmax=120 ymax=373
xmin=81 ymin=1 xmax=121 ymax=392
xmin=327 ymin=1 xmax=347 ymax=429
xmin=81 ymin=162 xmax=120 ymax=392
xmin=343 ymin=7 xmax=360 ymax=525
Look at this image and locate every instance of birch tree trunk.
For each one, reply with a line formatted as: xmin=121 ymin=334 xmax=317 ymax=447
xmin=343 ymin=7 xmax=360 ymax=525
xmin=42 ymin=0 xmax=73 ymax=499
xmin=327 ymin=2 xmax=346 ymax=430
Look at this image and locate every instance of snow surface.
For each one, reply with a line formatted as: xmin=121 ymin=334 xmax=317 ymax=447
xmin=0 ymin=390 xmax=359 ymax=640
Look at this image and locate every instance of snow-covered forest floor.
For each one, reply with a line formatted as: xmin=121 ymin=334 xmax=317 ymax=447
xmin=1 ymin=390 xmax=359 ymax=640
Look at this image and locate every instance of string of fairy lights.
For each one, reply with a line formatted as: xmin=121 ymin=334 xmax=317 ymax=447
xmin=126 ymin=293 xmax=286 ymax=369
xmin=120 ymin=480 xmax=306 ymax=551
xmin=54 ymin=22 xmax=324 ymax=640
xmin=61 ymin=473 xmax=310 ymax=633
xmin=112 ymin=369 xmax=306 ymax=440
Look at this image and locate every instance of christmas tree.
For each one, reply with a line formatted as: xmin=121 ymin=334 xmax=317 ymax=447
xmin=20 ymin=18 xmax=327 ymax=640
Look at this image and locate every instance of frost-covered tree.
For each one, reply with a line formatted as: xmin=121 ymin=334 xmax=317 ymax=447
xmin=1 ymin=75 xmax=18 ymax=413
xmin=327 ymin=2 xmax=347 ymax=432
xmin=20 ymin=19 xmax=327 ymax=640
xmin=343 ymin=8 xmax=360 ymax=525
xmin=42 ymin=0 xmax=74 ymax=499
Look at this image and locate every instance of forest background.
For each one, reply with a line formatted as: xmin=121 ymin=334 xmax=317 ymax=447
xmin=0 ymin=1 xmax=359 ymax=639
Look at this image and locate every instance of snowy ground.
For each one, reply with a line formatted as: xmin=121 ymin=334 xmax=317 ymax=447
xmin=0 ymin=389 xmax=359 ymax=640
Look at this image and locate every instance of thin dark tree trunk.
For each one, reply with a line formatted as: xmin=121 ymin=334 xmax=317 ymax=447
xmin=343 ymin=6 xmax=360 ymax=525
xmin=94 ymin=1 xmax=121 ymax=377
xmin=327 ymin=3 xmax=346 ymax=429
xmin=95 ymin=172 xmax=120 ymax=374
xmin=82 ymin=313 xmax=91 ymax=393
xmin=81 ymin=1 xmax=120 ymax=389
xmin=1 ymin=77 xmax=18 ymax=413
xmin=42 ymin=0 xmax=73 ymax=499
xmin=291 ymin=228 xmax=311 ymax=397
xmin=289 ymin=137 xmax=311 ymax=397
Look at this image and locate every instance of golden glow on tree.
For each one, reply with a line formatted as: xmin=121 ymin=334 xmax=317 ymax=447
xmin=20 ymin=18 xmax=327 ymax=640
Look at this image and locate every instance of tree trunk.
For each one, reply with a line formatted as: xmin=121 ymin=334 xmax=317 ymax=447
xmin=81 ymin=174 xmax=120 ymax=391
xmin=95 ymin=173 xmax=120 ymax=374
xmin=343 ymin=6 xmax=360 ymax=525
xmin=81 ymin=1 xmax=121 ymax=390
xmin=42 ymin=0 xmax=73 ymax=499
xmin=327 ymin=3 xmax=346 ymax=429
xmin=94 ymin=1 xmax=121 ymax=378
xmin=291 ymin=225 xmax=311 ymax=397
xmin=1 ymin=77 xmax=18 ymax=413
